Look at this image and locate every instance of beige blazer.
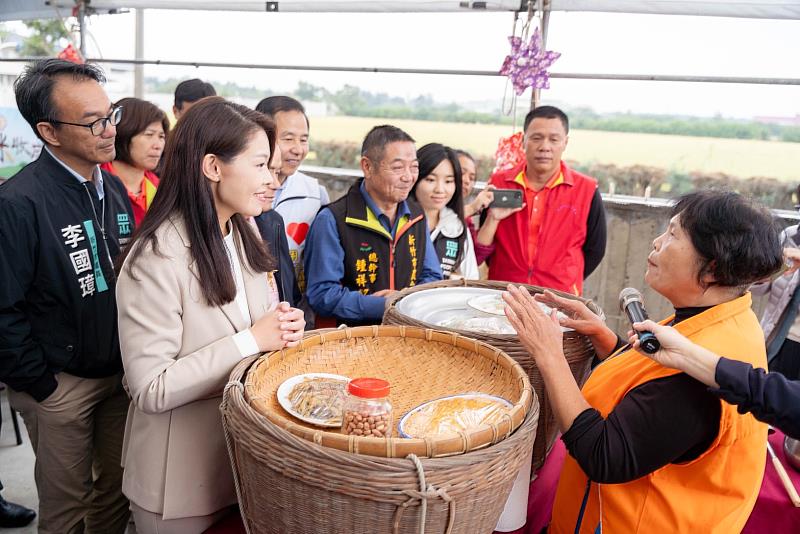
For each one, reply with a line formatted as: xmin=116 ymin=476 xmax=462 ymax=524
xmin=116 ymin=218 xmax=272 ymax=520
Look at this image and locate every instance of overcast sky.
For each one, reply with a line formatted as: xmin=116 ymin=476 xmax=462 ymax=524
xmin=15 ymin=9 xmax=800 ymax=118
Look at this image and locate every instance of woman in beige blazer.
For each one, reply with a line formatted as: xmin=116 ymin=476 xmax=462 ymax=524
xmin=116 ymin=97 xmax=305 ymax=533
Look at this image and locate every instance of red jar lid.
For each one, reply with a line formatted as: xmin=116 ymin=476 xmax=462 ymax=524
xmin=347 ymin=378 xmax=390 ymax=399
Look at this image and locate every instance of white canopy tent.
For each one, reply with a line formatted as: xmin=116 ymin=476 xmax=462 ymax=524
xmin=1 ymin=0 xmax=798 ymax=103
xmin=3 ymin=0 xmax=800 ymax=20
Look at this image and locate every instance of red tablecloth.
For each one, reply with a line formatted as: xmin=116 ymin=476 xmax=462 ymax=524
xmin=742 ymin=429 xmax=800 ymax=533
xmin=204 ymin=431 xmax=800 ymax=534
xmin=204 ymin=512 xmax=245 ymax=534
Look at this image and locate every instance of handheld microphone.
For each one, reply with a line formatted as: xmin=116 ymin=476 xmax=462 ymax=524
xmin=619 ymin=288 xmax=661 ymax=354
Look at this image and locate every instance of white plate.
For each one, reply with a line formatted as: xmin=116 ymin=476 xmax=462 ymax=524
xmin=398 ymin=393 xmax=513 ymax=438
xmin=536 ymin=302 xmax=571 ymax=323
xmin=436 ymin=316 xmax=515 ymax=335
xmin=394 ymin=286 xmax=573 ymax=332
xmin=467 ymin=294 xmax=507 ymax=316
xmin=467 ymin=293 xmax=569 ymax=321
xmin=396 ymin=287 xmax=507 ymax=325
xmin=276 ymin=373 xmax=350 ymax=428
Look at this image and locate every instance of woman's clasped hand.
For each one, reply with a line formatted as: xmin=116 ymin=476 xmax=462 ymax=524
xmin=251 ymin=301 xmax=305 ymax=351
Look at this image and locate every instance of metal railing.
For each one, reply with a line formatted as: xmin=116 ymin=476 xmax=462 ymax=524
xmin=2 ymin=56 xmax=799 ymax=86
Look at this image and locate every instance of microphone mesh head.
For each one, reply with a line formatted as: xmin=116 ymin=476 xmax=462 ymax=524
xmin=619 ymin=287 xmax=643 ymax=312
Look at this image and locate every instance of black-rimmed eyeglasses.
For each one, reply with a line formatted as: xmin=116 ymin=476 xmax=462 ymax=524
xmin=50 ymin=106 xmax=123 ymax=136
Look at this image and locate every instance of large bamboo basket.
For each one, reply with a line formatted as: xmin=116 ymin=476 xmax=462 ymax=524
xmin=384 ymin=279 xmax=601 ymax=470
xmin=242 ymin=325 xmax=534 ymax=457
xmin=222 ymin=353 xmax=539 ymax=534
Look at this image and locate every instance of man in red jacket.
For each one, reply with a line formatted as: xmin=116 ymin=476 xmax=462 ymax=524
xmin=476 ymin=106 xmax=606 ymax=295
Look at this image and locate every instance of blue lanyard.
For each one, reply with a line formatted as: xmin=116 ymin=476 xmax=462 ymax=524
xmin=574 ymin=479 xmax=602 ymax=534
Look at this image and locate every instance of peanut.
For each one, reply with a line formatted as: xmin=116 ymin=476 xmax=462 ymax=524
xmin=342 ymin=409 xmax=392 ymax=438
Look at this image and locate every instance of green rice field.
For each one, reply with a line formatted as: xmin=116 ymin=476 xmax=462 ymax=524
xmin=309 ymin=115 xmax=800 ymax=181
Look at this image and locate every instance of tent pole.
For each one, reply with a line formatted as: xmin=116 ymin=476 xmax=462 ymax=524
xmin=78 ymin=1 xmax=87 ymax=58
xmin=531 ymin=0 xmax=551 ymax=110
xmin=134 ymin=9 xmax=145 ymax=98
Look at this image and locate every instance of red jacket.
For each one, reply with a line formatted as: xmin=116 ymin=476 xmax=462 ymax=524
xmin=486 ymin=161 xmax=597 ymax=294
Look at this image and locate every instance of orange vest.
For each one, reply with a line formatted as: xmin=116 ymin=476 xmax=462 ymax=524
xmin=550 ymin=293 xmax=767 ymax=534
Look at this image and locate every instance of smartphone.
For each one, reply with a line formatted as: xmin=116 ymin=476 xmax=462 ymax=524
xmin=489 ymin=189 xmax=523 ymax=209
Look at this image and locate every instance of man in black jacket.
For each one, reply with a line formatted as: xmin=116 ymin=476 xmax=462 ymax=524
xmin=255 ymin=144 xmax=302 ymax=306
xmin=0 ymin=59 xmax=133 ymax=534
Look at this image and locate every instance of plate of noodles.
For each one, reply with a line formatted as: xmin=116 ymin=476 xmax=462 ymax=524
xmin=398 ymin=393 xmax=512 ymax=439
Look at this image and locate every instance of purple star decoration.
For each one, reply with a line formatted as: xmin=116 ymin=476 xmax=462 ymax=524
xmin=500 ymin=27 xmax=561 ymax=95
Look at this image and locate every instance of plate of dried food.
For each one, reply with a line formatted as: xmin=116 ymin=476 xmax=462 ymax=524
xmin=277 ymin=373 xmax=350 ymax=427
xmin=398 ymin=392 xmax=512 ymax=439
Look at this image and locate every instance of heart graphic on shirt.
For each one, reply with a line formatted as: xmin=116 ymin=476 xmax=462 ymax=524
xmin=287 ymin=222 xmax=310 ymax=245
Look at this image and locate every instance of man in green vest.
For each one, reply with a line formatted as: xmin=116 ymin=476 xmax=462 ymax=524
xmin=305 ymin=125 xmax=443 ymax=326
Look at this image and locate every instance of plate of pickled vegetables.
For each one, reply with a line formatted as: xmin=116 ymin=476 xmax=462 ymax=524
xmin=277 ymin=373 xmax=350 ymax=427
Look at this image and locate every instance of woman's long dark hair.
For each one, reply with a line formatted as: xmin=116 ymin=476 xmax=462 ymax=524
xmin=121 ymin=97 xmax=276 ymax=306
xmin=411 ymin=143 xmax=466 ymax=267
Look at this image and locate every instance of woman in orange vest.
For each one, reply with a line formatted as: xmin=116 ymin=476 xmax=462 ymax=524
xmin=503 ymin=190 xmax=784 ymax=533
xmin=101 ymin=97 xmax=169 ymax=227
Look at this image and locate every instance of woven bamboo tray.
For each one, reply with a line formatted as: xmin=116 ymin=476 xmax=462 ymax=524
xmin=243 ymin=325 xmax=534 ymax=458
xmin=222 ymin=354 xmax=539 ymax=534
xmin=384 ymin=279 xmax=601 ymax=470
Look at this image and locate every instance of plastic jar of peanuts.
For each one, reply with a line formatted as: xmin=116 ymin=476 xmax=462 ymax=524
xmin=341 ymin=378 xmax=392 ymax=438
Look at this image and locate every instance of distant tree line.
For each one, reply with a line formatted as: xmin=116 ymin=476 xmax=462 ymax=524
xmin=569 ymin=107 xmax=800 ymax=143
xmin=146 ymin=77 xmax=266 ymax=99
xmin=144 ymin=77 xmax=800 ymax=143
xmin=307 ymin=140 xmax=799 ymax=210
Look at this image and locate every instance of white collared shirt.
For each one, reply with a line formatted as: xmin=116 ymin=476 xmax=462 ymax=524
xmin=45 ymin=146 xmax=105 ymax=200
xmin=224 ymin=226 xmax=261 ymax=358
